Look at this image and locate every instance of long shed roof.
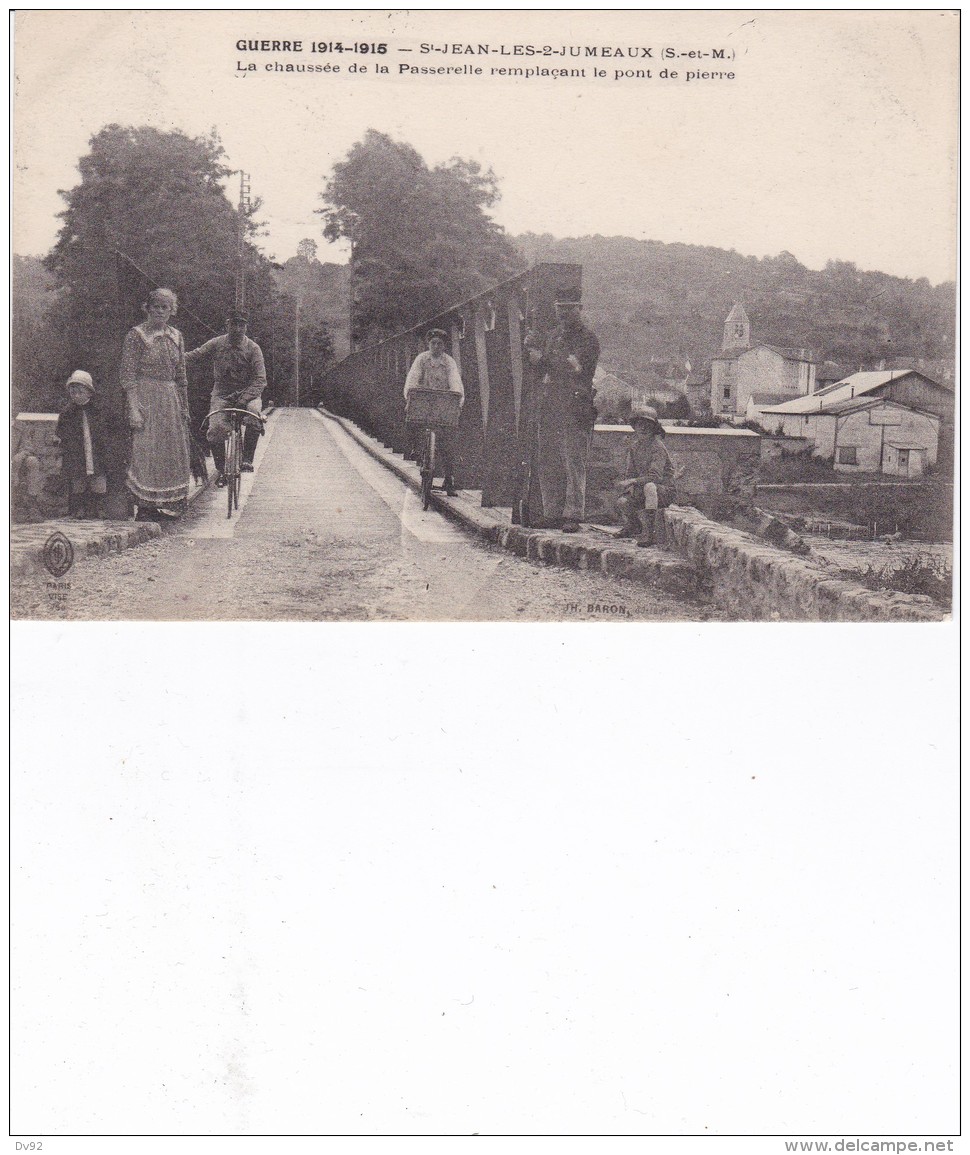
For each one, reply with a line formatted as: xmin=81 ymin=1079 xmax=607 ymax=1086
xmin=760 ymin=370 xmax=945 ymax=415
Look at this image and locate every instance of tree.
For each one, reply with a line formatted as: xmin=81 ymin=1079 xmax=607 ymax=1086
xmin=45 ymin=124 xmax=277 ymax=417
xmin=271 ymin=246 xmax=343 ymax=403
xmin=297 ymin=238 xmax=318 ymax=262
xmin=318 ymin=130 xmax=524 ymax=343
xmin=11 ymin=256 xmax=67 ymax=414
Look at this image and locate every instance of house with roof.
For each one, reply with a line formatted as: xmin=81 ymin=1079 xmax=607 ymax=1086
xmin=759 ymin=370 xmax=946 ymax=477
xmin=685 ymin=368 xmax=711 ymax=414
xmin=815 ymin=360 xmax=847 ymax=390
xmin=710 ymin=303 xmax=817 ymax=419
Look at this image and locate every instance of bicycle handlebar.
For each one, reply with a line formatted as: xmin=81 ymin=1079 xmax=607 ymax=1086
xmin=201 ymin=407 xmax=267 ymax=429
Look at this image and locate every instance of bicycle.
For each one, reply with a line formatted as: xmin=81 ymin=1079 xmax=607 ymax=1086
xmin=404 ymin=388 xmax=462 ymax=510
xmin=202 ymin=407 xmax=265 ymax=519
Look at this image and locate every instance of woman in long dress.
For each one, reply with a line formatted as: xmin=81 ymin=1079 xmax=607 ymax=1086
xmin=120 ymin=287 xmax=191 ymax=517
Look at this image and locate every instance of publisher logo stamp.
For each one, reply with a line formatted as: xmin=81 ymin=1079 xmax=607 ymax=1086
xmin=42 ymin=531 xmax=75 ymax=578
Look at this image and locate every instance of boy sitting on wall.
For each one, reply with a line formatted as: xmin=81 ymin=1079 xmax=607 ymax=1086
xmin=614 ymin=405 xmax=677 ymax=547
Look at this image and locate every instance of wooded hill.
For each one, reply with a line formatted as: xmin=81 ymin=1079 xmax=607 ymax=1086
xmin=13 ymin=231 xmax=955 ymax=415
xmin=515 ymin=234 xmax=956 ymax=388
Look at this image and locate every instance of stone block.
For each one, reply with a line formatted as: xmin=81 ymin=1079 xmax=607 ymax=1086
xmin=660 ymin=500 xmax=946 ymax=621
xmin=557 ymin=540 xmax=586 ymax=569
xmin=600 ymin=548 xmax=636 ymax=578
xmin=504 ymin=526 xmax=531 ymax=557
xmin=536 ymin=535 xmax=560 ymax=563
xmin=527 ymin=533 xmax=560 ymax=563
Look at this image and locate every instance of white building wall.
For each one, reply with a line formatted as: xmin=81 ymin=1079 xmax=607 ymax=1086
xmin=814 ymin=415 xmax=837 ymax=458
xmin=711 ymin=359 xmax=735 ymax=415
xmin=832 ymin=410 xmax=884 ymax=472
xmin=735 ymin=348 xmax=799 ymax=414
xmin=832 ymin=406 xmax=939 ymax=473
xmin=888 ymin=409 xmax=939 ymax=466
xmin=797 ymin=360 xmax=817 ymax=395
xmin=714 ymin=347 xmax=816 ymax=416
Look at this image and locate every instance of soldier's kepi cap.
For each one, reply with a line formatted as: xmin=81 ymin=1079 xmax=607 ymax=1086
xmin=66 ymin=370 xmax=95 ymax=393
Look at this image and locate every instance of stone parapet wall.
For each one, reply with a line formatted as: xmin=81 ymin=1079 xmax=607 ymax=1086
xmin=663 ymin=506 xmax=945 ymax=622
xmin=12 ymin=413 xmax=68 ymax=518
xmin=588 ymin=424 xmax=761 ymax=522
xmin=11 ymin=518 xmax=162 ymax=577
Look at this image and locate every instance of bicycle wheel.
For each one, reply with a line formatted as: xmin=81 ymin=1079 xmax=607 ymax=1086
xmin=421 ymin=429 xmax=436 ymax=511
xmin=232 ymin=426 xmax=242 ymax=512
xmin=225 ymin=427 xmax=238 ymax=518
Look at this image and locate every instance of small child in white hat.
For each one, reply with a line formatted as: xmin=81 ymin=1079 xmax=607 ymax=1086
xmin=55 ymin=370 xmax=109 ymax=518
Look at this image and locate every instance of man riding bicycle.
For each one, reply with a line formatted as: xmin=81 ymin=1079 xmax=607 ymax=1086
xmin=403 ymin=328 xmax=464 ymax=496
xmin=186 ymin=308 xmax=266 ymax=486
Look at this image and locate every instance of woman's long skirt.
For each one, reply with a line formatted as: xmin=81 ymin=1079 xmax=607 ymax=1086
xmin=126 ymin=379 xmax=191 ymax=506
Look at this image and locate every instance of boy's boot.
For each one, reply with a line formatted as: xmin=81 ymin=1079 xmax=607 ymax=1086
xmin=614 ymin=493 xmax=638 ymax=537
xmin=616 ymin=513 xmax=639 ymax=538
xmin=636 ymin=510 xmax=656 ymax=547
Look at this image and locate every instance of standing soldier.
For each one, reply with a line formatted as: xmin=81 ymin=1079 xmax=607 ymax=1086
xmin=527 ymin=297 xmax=600 ymax=532
xmin=186 ymin=308 xmax=267 ymax=485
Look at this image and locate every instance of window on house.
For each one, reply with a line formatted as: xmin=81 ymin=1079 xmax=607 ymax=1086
xmin=837 ymin=447 xmax=858 ymax=465
xmin=454 ymin=315 xmax=466 ymax=340
xmin=483 ymin=301 xmax=497 ymax=332
xmin=723 ymin=387 xmax=731 ymax=400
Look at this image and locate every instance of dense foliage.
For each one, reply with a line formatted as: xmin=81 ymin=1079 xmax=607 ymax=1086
xmin=318 ymin=130 xmax=524 ymax=344
xmin=11 ymin=255 xmax=63 ymax=413
xmin=516 ymin=234 xmax=956 ymax=388
xmin=268 ymin=250 xmax=343 ymax=404
xmin=42 ymin=125 xmax=279 ymax=417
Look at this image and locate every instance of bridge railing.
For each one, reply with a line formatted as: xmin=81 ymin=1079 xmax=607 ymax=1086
xmin=319 ymin=262 xmax=582 ymax=509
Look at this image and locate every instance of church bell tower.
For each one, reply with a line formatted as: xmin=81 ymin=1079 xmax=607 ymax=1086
xmin=723 ymin=302 xmax=750 ymax=351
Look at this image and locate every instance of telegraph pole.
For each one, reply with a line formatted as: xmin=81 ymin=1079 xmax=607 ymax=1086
xmin=346 ymin=211 xmax=360 ymax=354
xmin=294 ymin=296 xmax=301 ymax=407
xmin=236 ymin=171 xmax=251 ymax=310
xmin=294 ymin=238 xmax=317 ymax=406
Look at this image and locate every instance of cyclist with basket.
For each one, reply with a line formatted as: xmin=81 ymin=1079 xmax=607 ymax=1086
xmin=185 ymin=308 xmax=267 ymax=486
xmin=403 ymin=328 xmax=465 ymax=499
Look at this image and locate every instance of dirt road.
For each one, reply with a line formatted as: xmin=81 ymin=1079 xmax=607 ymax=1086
xmin=12 ymin=409 xmax=715 ymax=622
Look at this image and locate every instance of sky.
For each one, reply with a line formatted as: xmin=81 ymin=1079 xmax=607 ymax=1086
xmin=13 ymin=9 xmax=959 ymax=284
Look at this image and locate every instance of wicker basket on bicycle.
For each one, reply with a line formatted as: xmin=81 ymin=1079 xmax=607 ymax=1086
xmin=405 ymin=388 xmax=462 ymax=429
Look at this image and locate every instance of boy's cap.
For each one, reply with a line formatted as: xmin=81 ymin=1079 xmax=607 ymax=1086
xmin=228 ymin=308 xmax=249 ymax=323
xmin=67 ymin=370 xmax=95 ymax=393
xmin=631 ymin=404 xmax=659 ymax=422
xmin=631 ymin=404 xmax=663 ymax=432
xmin=427 ymin=328 xmax=447 ymax=340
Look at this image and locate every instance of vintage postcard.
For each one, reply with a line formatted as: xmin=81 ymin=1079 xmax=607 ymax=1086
xmin=10 ymin=9 xmax=957 ymax=623
xmin=9 ymin=10 xmax=961 ymax=1147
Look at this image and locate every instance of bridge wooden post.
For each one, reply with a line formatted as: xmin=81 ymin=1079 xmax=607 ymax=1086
xmin=318 ymin=261 xmax=584 ymax=509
